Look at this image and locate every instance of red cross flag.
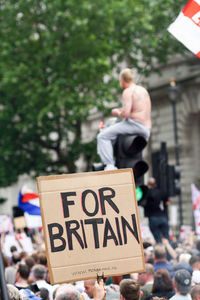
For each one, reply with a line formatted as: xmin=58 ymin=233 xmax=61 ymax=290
xmin=168 ymin=0 xmax=200 ymax=58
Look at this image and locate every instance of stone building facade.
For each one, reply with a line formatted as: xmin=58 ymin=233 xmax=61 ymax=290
xmin=0 ymin=55 xmax=200 ymax=232
xmin=146 ymin=55 xmax=200 ymax=229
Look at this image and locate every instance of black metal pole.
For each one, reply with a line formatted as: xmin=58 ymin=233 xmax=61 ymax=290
xmin=171 ymin=100 xmax=183 ymax=227
xmin=172 ymin=101 xmax=179 ymax=165
xmin=0 ymin=249 xmax=9 ymax=300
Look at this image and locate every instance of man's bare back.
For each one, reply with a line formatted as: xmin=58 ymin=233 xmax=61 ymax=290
xmin=129 ymin=84 xmax=151 ymax=129
xmin=112 ymin=83 xmax=151 ymax=129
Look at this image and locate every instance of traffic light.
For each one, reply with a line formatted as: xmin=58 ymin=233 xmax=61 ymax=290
xmin=167 ymin=165 xmax=181 ymax=197
xmin=114 ymin=134 xmax=149 ymax=186
xmin=152 ymin=142 xmax=181 ymax=197
xmin=136 ymin=185 xmax=149 ymax=206
xmin=152 ymin=142 xmax=168 ymax=194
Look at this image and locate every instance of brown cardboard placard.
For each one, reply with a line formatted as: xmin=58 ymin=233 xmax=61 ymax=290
xmin=14 ymin=216 xmax=26 ymax=229
xmin=36 ymin=169 xmax=145 ymax=284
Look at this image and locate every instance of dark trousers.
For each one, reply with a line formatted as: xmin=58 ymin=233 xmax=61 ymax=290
xmin=149 ymin=216 xmax=170 ymax=243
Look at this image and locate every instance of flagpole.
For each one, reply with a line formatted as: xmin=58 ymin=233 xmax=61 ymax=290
xmin=168 ymin=80 xmax=183 ymax=228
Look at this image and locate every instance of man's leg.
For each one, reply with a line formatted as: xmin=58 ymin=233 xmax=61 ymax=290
xmin=97 ymin=119 xmax=150 ymax=170
xmin=159 ymin=216 xmax=170 ymax=241
xmin=148 ymin=216 xmax=162 ymax=243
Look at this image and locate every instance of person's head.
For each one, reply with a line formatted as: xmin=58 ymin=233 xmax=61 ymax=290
xmin=40 ymin=287 xmax=49 ymax=300
xmin=32 ymin=264 xmax=46 ymax=281
xmin=144 ymin=248 xmax=154 ymax=264
xmin=191 ymin=285 xmax=200 ymax=300
xmin=84 ymin=279 xmax=96 ymax=298
xmin=173 ymin=269 xmax=191 ymax=295
xmin=138 ymin=263 xmax=154 ymax=286
xmin=10 ymin=245 xmax=18 ymax=253
xmin=189 ymin=256 xmax=200 ymax=271
xmin=120 ymin=279 xmax=140 ymax=300
xmin=37 ymin=252 xmax=47 ymax=266
xmin=20 ymin=251 xmax=28 ymax=261
xmin=12 ymin=251 xmax=21 ymax=265
xmin=152 ymin=269 xmax=174 ymax=293
xmin=16 ymin=263 xmax=30 ymax=281
xmin=25 ymin=256 xmax=35 ymax=270
xmin=147 ymin=177 xmax=157 ymax=189
xmin=7 ymin=284 xmax=22 ymax=300
xmin=178 ymin=253 xmax=192 ymax=265
xmin=154 ymin=244 xmax=167 ymax=261
xmin=120 ymin=68 xmax=134 ymax=89
xmin=55 ymin=284 xmax=80 ymax=300
xmin=31 ymin=253 xmax=39 ymax=264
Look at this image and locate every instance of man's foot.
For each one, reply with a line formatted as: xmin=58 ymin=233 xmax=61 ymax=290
xmin=104 ymin=164 xmax=118 ymax=171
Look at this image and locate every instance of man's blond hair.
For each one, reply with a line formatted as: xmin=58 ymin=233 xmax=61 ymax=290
xmin=120 ymin=68 xmax=134 ymax=83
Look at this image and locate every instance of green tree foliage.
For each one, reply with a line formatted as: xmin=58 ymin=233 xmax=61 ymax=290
xmin=0 ymin=0 xmax=185 ymax=186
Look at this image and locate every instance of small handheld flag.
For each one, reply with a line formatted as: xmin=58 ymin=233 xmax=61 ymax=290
xmin=18 ymin=185 xmax=42 ymax=228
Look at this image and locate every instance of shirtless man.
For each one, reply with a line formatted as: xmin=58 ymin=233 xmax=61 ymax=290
xmin=97 ymin=68 xmax=151 ymax=171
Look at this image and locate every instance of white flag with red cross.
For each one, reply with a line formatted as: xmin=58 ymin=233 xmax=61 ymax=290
xmin=191 ymin=183 xmax=200 ymax=238
xmin=168 ymin=0 xmax=200 ymax=58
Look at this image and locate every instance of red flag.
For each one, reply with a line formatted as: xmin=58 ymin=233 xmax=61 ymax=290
xmin=168 ymin=0 xmax=200 ymax=58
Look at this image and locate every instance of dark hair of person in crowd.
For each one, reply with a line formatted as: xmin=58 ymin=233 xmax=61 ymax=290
xmin=25 ymin=256 xmax=35 ymax=270
xmin=143 ymin=242 xmax=153 ymax=249
xmin=20 ymin=251 xmax=28 ymax=261
xmin=120 ymin=279 xmax=140 ymax=300
xmin=189 ymin=256 xmax=200 ymax=269
xmin=152 ymin=269 xmax=174 ymax=294
xmin=31 ymin=253 xmax=38 ymax=264
xmin=12 ymin=251 xmax=21 ymax=264
xmin=10 ymin=245 xmax=18 ymax=253
xmin=37 ymin=252 xmax=47 ymax=266
xmin=17 ymin=263 xmax=30 ymax=280
xmin=40 ymin=287 xmax=49 ymax=300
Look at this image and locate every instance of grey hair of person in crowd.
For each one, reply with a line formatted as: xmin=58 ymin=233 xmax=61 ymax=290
xmin=55 ymin=283 xmax=80 ymax=300
xmin=32 ymin=264 xmax=46 ymax=280
xmin=154 ymin=244 xmax=167 ymax=260
xmin=7 ymin=284 xmax=22 ymax=300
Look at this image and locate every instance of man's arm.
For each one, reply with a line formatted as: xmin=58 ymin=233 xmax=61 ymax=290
xmin=162 ymin=238 xmax=177 ymax=260
xmin=111 ymin=88 xmax=132 ymax=118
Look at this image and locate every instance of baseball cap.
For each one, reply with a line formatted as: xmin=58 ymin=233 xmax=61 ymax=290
xmin=174 ymin=269 xmax=191 ymax=294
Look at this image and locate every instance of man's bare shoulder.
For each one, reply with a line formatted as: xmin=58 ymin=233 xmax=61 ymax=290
xmin=133 ymin=84 xmax=149 ymax=96
xmin=122 ymin=86 xmax=133 ymax=98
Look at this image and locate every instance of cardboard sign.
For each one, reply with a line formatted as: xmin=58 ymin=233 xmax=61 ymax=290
xmin=14 ymin=216 xmax=26 ymax=229
xmin=37 ymin=169 xmax=145 ymax=284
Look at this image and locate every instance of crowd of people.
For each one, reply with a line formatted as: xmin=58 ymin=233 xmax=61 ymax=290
xmin=1 ymin=227 xmax=200 ymax=300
